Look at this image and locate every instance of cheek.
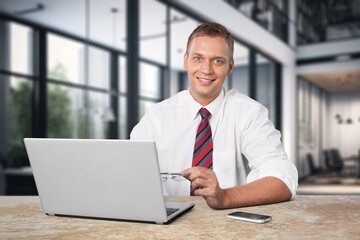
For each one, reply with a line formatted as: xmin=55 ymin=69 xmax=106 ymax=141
xmin=187 ymin=65 xmax=198 ymax=75
xmin=215 ymin=68 xmax=229 ymax=78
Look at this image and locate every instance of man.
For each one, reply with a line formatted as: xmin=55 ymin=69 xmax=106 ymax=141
xmin=131 ymin=22 xmax=298 ymax=209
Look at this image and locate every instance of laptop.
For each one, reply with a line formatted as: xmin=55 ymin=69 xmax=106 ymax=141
xmin=23 ymin=138 xmax=195 ymax=224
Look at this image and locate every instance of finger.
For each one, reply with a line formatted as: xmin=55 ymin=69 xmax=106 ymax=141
xmin=181 ymin=167 xmax=201 ymax=181
xmin=193 ymin=187 xmax=211 ymax=196
xmin=181 ymin=168 xmax=190 ymax=175
xmin=181 ymin=167 xmax=196 ymax=178
xmin=191 ymin=177 xmax=216 ymax=195
xmin=191 ymin=177 xmax=205 ymax=190
xmin=193 ymin=184 xmax=217 ymax=197
xmin=190 ymin=167 xmax=213 ymax=180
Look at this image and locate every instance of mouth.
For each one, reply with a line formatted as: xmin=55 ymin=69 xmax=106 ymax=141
xmin=197 ymin=77 xmax=215 ymax=84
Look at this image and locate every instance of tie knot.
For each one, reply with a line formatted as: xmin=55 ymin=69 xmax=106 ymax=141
xmin=199 ymin=108 xmax=211 ymax=120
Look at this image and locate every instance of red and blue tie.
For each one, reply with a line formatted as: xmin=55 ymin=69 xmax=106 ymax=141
xmin=191 ymin=108 xmax=213 ymax=195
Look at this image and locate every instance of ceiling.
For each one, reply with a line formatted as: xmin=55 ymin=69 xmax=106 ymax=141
xmin=300 ymin=69 xmax=360 ymax=93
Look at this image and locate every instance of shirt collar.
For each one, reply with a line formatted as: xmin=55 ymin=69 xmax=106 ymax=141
xmin=187 ymin=89 xmax=225 ymax=120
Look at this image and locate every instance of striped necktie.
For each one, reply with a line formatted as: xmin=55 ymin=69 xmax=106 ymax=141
xmin=191 ymin=108 xmax=213 ymax=195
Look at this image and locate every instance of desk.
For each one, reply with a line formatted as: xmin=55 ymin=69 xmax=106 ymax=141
xmin=0 ymin=195 xmax=359 ymax=239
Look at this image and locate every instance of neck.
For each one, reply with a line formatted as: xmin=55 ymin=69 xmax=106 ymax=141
xmin=189 ymin=90 xmax=222 ymax=106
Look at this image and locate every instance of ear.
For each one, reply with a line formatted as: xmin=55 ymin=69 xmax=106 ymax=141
xmin=183 ymin=53 xmax=188 ymax=71
xmin=227 ymin=58 xmax=234 ymax=76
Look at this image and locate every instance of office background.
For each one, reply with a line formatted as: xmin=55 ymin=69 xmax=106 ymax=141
xmin=0 ymin=0 xmax=359 ymax=195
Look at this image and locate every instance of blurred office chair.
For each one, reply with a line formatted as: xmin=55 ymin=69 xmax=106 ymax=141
xmin=306 ymin=153 xmax=323 ymax=176
xmin=332 ymin=148 xmax=356 ymax=177
xmin=324 ymin=149 xmax=343 ymax=177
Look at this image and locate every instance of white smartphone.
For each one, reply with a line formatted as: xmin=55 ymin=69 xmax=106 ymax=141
xmin=227 ymin=211 xmax=272 ymax=224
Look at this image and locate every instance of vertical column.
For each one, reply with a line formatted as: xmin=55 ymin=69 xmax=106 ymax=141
xmin=109 ymin=52 xmax=119 ymax=139
xmin=126 ymin=0 xmax=139 ymax=137
xmin=283 ymin=0 xmax=297 ymax=165
xmin=163 ymin=5 xmax=171 ymax=100
xmin=288 ymin=0 xmax=296 ymax=48
xmin=249 ymin=2 xmax=258 ymax=101
xmin=249 ymin=48 xmax=256 ymax=100
xmin=0 ymin=17 xmax=10 ymax=157
xmin=33 ymin=28 xmax=47 ymax=138
xmin=275 ymin=63 xmax=282 ymax=131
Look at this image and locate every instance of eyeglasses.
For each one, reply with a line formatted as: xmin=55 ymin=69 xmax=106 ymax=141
xmin=160 ymin=172 xmax=189 ymax=182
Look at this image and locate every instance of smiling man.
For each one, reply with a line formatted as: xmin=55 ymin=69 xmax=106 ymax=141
xmin=184 ymin=34 xmax=232 ymax=106
xmin=130 ymin=22 xmax=298 ymax=209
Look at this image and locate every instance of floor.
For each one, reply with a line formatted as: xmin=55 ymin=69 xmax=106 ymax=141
xmin=297 ymin=173 xmax=360 ymax=195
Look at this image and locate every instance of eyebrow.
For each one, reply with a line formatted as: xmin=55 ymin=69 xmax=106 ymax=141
xmin=191 ymin=52 xmax=227 ymax=60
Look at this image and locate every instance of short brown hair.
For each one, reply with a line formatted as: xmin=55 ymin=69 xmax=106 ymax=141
xmin=186 ymin=22 xmax=234 ymax=60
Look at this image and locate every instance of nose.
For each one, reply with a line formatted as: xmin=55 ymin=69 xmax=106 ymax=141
xmin=199 ymin=60 xmax=214 ymax=75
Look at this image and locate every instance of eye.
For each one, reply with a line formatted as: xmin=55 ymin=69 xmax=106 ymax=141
xmin=193 ymin=56 xmax=201 ymax=61
xmin=214 ymin=59 xmax=224 ymax=65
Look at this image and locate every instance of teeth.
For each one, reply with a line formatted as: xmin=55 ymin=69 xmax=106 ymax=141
xmin=198 ymin=77 xmax=213 ymax=83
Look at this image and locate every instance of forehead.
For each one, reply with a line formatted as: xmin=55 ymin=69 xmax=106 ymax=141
xmin=188 ymin=36 xmax=230 ymax=56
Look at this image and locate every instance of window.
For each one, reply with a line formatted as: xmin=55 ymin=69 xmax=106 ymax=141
xmin=140 ymin=62 xmax=160 ymax=99
xmin=224 ymin=0 xmax=290 ymax=43
xmin=47 ymin=33 xmax=113 ymax=139
xmin=0 ymin=77 xmax=32 ymax=166
xmin=231 ymin=42 xmax=250 ymax=95
xmin=89 ymin=0 xmax=126 ymax=51
xmin=169 ymin=8 xmax=200 ymax=93
xmin=88 ymin=47 xmax=110 ymax=89
xmin=140 ymin=0 xmax=166 ymax=65
xmin=139 ymin=62 xmax=161 ymax=118
xmin=0 ymin=20 xmax=33 ymax=167
xmin=48 ymin=33 xmax=84 ymax=84
xmin=9 ymin=23 xmax=33 ymax=75
xmin=256 ymin=53 xmax=277 ymax=124
xmin=170 ymin=8 xmax=199 ymax=71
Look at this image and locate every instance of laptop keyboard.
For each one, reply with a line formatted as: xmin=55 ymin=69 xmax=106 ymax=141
xmin=166 ymin=207 xmax=179 ymax=216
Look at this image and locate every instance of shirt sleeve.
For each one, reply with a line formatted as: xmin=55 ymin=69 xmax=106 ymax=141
xmin=240 ymin=105 xmax=298 ymax=199
xmin=130 ymin=108 xmax=158 ymax=141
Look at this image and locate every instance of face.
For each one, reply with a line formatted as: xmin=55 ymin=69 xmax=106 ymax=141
xmin=184 ymin=36 xmax=234 ymax=106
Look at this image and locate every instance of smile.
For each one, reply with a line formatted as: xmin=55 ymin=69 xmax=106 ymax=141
xmin=197 ymin=77 xmax=215 ymax=84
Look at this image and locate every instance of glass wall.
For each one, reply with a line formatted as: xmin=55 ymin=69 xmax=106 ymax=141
xmin=0 ymin=77 xmax=32 ymax=167
xmin=89 ymin=0 xmax=126 ymax=50
xmin=0 ymin=21 xmax=34 ymax=168
xmin=140 ymin=0 xmax=166 ymax=65
xmin=0 ymin=16 xmax=127 ymax=171
xmin=256 ymin=53 xmax=277 ymax=123
xmin=139 ymin=62 xmax=161 ymax=117
xmin=231 ymin=42 xmax=250 ymax=95
xmin=297 ymin=77 xmax=323 ymax=178
xmin=47 ymin=34 xmax=112 ymax=139
xmin=297 ymin=0 xmax=360 ymax=45
xmin=224 ymin=0 xmax=290 ymax=43
xmin=169 ymin=8 xmax=200 ymax=71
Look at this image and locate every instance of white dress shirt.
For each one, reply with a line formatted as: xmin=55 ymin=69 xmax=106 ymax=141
xmin=130 ymin=89 xmax=298 ymax=199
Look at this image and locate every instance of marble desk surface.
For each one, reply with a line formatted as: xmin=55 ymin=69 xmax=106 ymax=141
xmin=0 ymin=195 xmax=359 ymax=240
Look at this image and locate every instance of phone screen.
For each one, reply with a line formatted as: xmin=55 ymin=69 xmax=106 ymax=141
xmin=228 ymin=211 xmax=272 ymax=223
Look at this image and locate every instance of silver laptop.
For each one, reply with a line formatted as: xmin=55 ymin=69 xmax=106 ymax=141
xmin=23 ymin=138 xmax=194 ymax=224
